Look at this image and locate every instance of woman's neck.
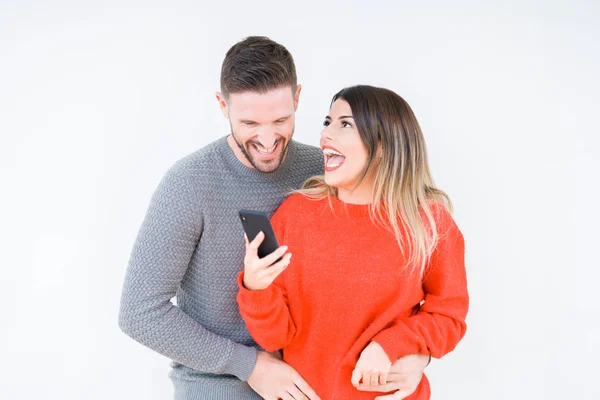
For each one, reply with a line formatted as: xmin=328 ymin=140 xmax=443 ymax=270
xmin=336 ymin=180 xmax=375 ymax=205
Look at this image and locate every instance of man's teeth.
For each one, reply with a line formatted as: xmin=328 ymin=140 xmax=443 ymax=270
xmin=255 ymin=144 xmax=277 ymax=154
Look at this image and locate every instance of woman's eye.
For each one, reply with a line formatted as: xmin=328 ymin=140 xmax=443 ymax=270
xmin=341 ymin=121 xmax=352 ymax=128
xmin=322 ymin=120 xmax=330 ymax=127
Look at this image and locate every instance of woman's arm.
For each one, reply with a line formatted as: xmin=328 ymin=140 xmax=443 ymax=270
xmin=372 ymin=208 xmax=469 ymax=362
xmin=236 ymin=201 xmax=297 ymax=352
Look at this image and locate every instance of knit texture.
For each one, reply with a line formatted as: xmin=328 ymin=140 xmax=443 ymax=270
xmin=237 ymin=194 xmax=469 ymax=400
xmin=119 ymin=136 xmax=324 ymax=399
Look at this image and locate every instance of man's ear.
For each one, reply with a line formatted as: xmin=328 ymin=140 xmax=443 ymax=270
xmin=293 ymin=84 xmax=302 ymax=111
xmin=215 ymin=92 xmax=229 ymax=119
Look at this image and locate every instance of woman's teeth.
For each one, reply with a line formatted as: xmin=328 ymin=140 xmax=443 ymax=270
xmin=323 ymin=148 xmax=345 ymax=167
xmin=323 ymin=148 xmax=343 ymax=157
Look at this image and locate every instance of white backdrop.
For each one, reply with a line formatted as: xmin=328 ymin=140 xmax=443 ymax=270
xmin=1 ymin=1 xmax=598 ymax=399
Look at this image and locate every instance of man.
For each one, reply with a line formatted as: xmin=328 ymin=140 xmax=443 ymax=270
xmin=119 ymin=36 xmax=430 ymax=400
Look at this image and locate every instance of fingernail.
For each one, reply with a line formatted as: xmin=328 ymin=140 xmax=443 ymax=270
xmin=287 ymin=253 xmax=293 ymax=260
xmin=282 ymin=246 xmax=288 ymax=251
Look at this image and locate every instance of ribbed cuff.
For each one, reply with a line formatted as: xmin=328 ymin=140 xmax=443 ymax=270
xmin=371 ymin=324 xmax=419 ymax=362
xmin=236 ymin=272 xmax=279 ymax=314
xmin=223 ymin=342 xmax=258 ymax=382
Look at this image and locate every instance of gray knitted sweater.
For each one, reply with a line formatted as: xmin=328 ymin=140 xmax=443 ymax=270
xmin=118 ymin=136 xmax=324 ymax=399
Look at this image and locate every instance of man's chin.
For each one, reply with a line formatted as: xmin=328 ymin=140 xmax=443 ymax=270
xmin=252 ymin=160 xmax=282 ymax=173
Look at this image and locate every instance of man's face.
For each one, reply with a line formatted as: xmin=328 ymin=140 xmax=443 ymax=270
xmin=217 ymin=86 xmax=301 ymax=173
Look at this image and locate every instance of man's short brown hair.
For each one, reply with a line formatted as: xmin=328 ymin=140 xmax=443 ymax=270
xmin=220 ymin=36 xmax=297 ymax=98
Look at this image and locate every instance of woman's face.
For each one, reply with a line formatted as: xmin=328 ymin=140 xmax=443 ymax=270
xmin=320 ymin=99 xmax=370 ymax=191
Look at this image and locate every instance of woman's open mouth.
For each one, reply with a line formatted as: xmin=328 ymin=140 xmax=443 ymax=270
xmin=323 ymin=146 xmax=346 ymax=172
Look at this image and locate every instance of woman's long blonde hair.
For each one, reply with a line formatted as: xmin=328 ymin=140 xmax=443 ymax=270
xmin=297 ymin=85 xmax=451 ymax=277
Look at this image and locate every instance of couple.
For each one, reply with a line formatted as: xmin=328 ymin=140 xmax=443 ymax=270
xmin=119 ymin=36 xmax=468 ymax=400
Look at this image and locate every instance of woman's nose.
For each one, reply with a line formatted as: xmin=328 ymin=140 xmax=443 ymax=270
xmin=320 ymin=126 xmax=333 ymax=142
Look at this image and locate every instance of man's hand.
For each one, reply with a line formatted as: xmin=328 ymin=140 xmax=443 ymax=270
xmin=356 ymin=353 xmax=429 ymax=399
xmin=248 ymin=351 xmax=321 ymax=400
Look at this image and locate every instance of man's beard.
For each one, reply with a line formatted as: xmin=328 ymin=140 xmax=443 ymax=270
xmin=231 ymin=130 xmax=292 ymax=173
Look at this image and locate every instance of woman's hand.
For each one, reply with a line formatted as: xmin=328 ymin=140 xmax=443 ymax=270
xmin=351 ymin=341 xmax=392 ymax=388
xmin=243 ymin=231 xmax=292 ymax=291
xmin=356 ymin=353 xmax=429 ymax=399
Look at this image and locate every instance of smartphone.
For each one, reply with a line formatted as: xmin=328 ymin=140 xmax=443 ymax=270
xmin=239 ymin=210 xmax=282 ymax=260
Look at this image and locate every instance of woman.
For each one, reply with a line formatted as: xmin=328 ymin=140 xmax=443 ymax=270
xmin=237 ymin=85 xmax=469 ymax=400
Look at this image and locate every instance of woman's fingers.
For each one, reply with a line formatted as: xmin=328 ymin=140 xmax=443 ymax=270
xmin=245 ymin=232 xmax=289 ymax=269
xmin=370 ymin=371 xmax=380 ymax=386
xmin=353 ymin=369 xmax=387 ymax=388
xmin=243 ymin=232 xmax=292 ymax=290
xmin=351 ymin=369 xmax=362 ymax=387
xmin=259 ymin=254 xmax=292 ymax=283
xmin=380 ymin=371 xmax=389 ymax=385
xmin=245 ymin=231 xmax=265 ymax=259
xmin=260 ymin=244 xmax=289 ymax=267
xmin=357 ymin=381 xmax=398 ymax=392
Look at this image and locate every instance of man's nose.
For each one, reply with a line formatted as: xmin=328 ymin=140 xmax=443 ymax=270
xmin=256 ymin=129 xmax=278 ymax=149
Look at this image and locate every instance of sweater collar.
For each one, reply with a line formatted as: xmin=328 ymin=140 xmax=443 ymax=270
xmin=328 ymin=194 xmax=373 ymax=218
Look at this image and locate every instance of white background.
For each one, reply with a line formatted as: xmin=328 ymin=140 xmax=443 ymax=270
xmin=1 ymin=1 xmax=598 ymax=399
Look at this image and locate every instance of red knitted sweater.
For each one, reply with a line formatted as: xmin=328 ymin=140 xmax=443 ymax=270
xmin=237 ymin=194 xmax=468 ymax=399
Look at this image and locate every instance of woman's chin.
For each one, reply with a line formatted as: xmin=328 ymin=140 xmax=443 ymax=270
xmin=324 ymin=174 xmax=346 ymax=189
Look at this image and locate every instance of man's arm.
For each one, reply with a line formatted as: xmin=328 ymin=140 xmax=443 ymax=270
xmin=118 ymin=164 xmax=256 ymax=380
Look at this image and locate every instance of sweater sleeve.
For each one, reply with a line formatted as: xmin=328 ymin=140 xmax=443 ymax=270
xmin=236 ymin=198 xmax=297 ymax=352
xmin=118 ymin=164 xmax=257 ymax=381
xmin=371 ymin=207 xmax=469 ymax=361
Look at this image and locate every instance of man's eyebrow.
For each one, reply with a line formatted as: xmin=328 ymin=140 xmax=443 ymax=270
xmin=239 ymin=115 xmax=292 ymax=123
